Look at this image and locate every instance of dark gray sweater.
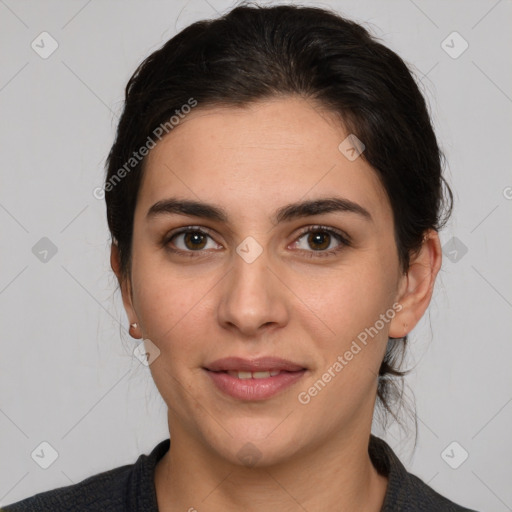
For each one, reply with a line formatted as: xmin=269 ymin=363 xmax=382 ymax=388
xmin=2 ymin=435 xmax=479 ymax=511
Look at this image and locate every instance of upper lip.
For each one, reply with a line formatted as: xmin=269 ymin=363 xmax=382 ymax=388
xmin=204 ymin=357 xmax=306 ymax=372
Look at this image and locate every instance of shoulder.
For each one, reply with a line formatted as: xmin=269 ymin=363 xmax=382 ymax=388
xmin=1 ymin=464 xmax=133 ymax=512
xmin=2 ymin=439 xmax=170 ymax=512
xmin=399 ymin=471 xmax=479 ymax=512
xmin=369 ymin=435 xmax=480 ymax=512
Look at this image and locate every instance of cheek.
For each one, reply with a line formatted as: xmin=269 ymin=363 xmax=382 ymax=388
xmin=294 ymin=266 xmax=394 ymax=415
xmin=291 ymin=261 xmax=395 ymax=342
xmin=130 ymin=254 xmax=195 ymax=344
xmin=290 ymin=261 xmax=396 ymax=411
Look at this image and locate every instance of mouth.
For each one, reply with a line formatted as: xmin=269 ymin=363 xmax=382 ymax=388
xmin=203 ymin=357 xmax=307 ymax=401
xmin=204 ymin=356 xmax=306 ymax=373
xmin=216 ymin=369 xmax=293 ymax=379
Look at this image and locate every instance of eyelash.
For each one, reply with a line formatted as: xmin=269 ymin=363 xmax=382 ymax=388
xmin=162 ymin=225 xmax=351 ymax=259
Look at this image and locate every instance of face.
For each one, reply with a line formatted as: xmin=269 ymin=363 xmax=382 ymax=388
xmin=118 ymin=97 xmax=413 ymax=466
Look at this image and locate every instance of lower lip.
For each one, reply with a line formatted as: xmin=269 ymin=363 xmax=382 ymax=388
xmin=204 ymin=369 xmax=307 ymax=401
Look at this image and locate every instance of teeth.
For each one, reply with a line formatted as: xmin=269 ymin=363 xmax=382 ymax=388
xmin=226 ymin=370 xmax=282 ymax=379
xmin=253 ymin=371 xmax=271 ymax=379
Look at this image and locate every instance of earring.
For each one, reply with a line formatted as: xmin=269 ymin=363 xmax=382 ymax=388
xmin=129 ymin=322 xmax=140 ymax=339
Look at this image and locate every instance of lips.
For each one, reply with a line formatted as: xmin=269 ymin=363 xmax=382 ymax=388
xmin=203 ymin=357 xmax=308 ymax=400
xmin=204 ymin=356 xmax=306 ymax=373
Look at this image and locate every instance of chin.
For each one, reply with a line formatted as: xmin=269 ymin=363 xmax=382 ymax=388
xmin=205 ymin=420 xmax=304 ymax=469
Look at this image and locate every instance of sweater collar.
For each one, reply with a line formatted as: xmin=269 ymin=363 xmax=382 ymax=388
xmin=369 ymin=434 xmax=412 ymax=510
xmin=137 ymin=435 xmax=409 ymax=511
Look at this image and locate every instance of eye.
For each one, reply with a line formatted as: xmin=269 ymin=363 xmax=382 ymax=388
xmin=164 ymin=227 xmax=221 ymax=255
xmin=290 ymin=226 xmax=350 ymax=257
xmin=163 ymin=225 xmax=350 ymax=258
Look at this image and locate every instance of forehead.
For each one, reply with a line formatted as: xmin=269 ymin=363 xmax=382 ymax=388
xmin=136 ymin=97 xmax=392 ymax=226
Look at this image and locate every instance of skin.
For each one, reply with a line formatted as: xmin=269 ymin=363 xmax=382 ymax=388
xmin=111 ymin=96 xmax=442 ymax=511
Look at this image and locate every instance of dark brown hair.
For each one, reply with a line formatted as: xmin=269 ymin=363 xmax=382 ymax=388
xmin=104 ymin=2 xmax=453 ymax=424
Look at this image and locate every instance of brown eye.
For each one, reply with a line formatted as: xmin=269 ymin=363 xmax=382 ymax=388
xmin=182 ymin=231 xmax=208 ymax=250
xmin=292 ymin=226 xmax=350 ymax=257
xmin=306 ymin=231 xmax=331 ymax=250
xmin=165 ymin=228 xmax=220 ymax=254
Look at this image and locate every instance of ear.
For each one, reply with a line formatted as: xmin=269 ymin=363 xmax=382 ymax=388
xmin=388 ymin=229 xmax=443 ymax=338
xmin=110 ymin=243 xmax=140 ymax=335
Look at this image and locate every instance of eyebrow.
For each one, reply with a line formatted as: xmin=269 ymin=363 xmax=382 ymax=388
xmin=146 ymin=196 xmax=373 ymax=224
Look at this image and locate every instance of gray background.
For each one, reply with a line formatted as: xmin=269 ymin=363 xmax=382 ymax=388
xmin=1 ymin=0 xmax=511 ymax=510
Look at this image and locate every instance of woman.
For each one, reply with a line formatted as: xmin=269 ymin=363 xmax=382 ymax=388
xmin=3 ymin=3 xmax=480 ymax=511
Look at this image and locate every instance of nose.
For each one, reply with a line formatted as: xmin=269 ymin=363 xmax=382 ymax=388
xmin=217 ymin=248 xmax=289 ymax=337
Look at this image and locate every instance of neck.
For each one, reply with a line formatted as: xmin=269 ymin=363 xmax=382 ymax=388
xmin=154 ymin=420 xmax=388 ymax=512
